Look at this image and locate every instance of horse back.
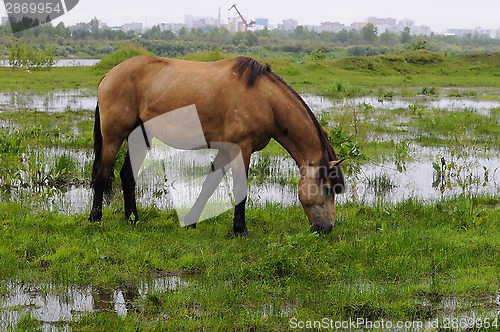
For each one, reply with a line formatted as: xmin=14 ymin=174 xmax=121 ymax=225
xmin=98 ymin=56 xmax=275 ymax=148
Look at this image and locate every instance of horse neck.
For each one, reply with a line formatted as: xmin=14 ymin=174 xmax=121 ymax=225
xmin=269 ymin=84 xmax=326 ymax=171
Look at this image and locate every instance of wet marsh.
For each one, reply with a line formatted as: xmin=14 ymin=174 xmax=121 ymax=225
xmin=0 ymin=54 xmax=499 ymax=330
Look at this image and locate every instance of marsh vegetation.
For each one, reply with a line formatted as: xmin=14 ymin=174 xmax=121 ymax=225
xmin=0 ymin=50 xmax=499 ymax=330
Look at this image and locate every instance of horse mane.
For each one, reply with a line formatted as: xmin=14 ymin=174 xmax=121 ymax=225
xmin=232 ymin=57 xmax=339 ymax=177
xmin=233 ymin=57 xmax=271 ymax=86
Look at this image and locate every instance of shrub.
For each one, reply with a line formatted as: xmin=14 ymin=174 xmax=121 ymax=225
xmin=9 ymin=39 xmax=56 ymax=70
xmin=93 ymin=44 xmax=152 ymax=71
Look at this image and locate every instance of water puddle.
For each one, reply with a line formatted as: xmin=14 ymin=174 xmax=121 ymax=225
xmin=2 ymin=90 xmax=497 ymax=116
xmin=303 ymin=92 xmax=500 ymax=116
xmin=420 ymin=294 xmax=500 ymax=330
xmin=0 ymin=90 xmax=96 ymax=113
xmin=1 ymin=90 xmax=500 ymax=213
xmin=0 ymin=59 xmax=100 ymax=68
xmin=0 ymin=272 xmax=188 ymax=331
xmin=347 ymin=148 xmax=500 ymax=204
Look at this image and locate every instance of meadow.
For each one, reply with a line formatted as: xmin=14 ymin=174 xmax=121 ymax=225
xmin=0 ymin=50 xmax=499 ymax=331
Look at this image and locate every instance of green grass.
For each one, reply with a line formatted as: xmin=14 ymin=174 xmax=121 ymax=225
xmin=0 ymin=66 xmax=104 ymax=92
xmin=0 ymin=109 xmax=94 ymax=149
xmin=1 ymin=51 xmax=499 ymax=94
xmin=0 ymin=199 xmax=498 ymax=330
xmin=1 ymin=50 xmax=500 ymax=330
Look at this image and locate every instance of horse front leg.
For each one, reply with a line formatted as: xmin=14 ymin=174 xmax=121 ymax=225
xmin=184 ymin=148 xmax=230 ymax=226
xmin=233 ymin=197 xmax=248 ymax=235
xmin=120 ymin=150 xmax=138 ymax=224
xmin=232 ymin=146 xmax=250 ymax=235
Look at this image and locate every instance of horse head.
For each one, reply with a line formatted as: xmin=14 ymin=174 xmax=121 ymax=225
xmin=298 ymin=159 xmax=344 ymax=233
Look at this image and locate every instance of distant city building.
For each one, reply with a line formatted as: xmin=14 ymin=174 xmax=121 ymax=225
xmin=397 ymin=19 xmax=415 ymax=30
xmin=123 ymin=22 xmax=143 ymax=33
xmin=160 ymin=22 xmax=184 ymax=33
xmin=366 ymin=17 xmax=397 ymax=33
xmin=411 ymin=25 xmax=432 ymax=36
xmin=333 ymin=17 xmax=432 ymax=36
xmin=184 ymin=15 xmax=221 ymax=29
xmin=255 ymin=18 xmax=269 ymax=29
xmin=228 ymin=17 xmax=245 ymax=32
xmin=1 ymin=16 xmax=8 ymax=26
xmin=279 ymin=19 xmax=298 ymax=32
xmin=446 ymin=27 xmax=499 ymax=38
xmin=43 ymin=11 xmax=497 ymax=39
xmin=99 ymin=21 xmax=110 ymax=30
xmin=314 ymin=21 xmax=346 ymax=33
xmin=248 ymin=24 xmax=265 ymax=31
xmin=350 ymin=22 xmax=367 ymax=30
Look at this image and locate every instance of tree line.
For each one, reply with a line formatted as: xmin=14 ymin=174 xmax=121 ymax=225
xmin=1 ymin=18 xmax=499 ymax=60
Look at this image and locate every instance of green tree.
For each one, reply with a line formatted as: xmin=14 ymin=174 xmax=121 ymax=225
xmin=142 ymin=25 xmax=161 ymax=39
xmin=293 ymin=26 xmax=310 ymax=40
xmin=379 ymin=30 xmax=398 ymax=46
xmin=401 ymin=27 xmax=412 ymax=44
xmin=89 ymin=17 xmax=100 ymax=32
xmin=361 ymin=23 xmax=377 ymax=43
xmin=178 ymin=27 xmax=188 ymax=38
xmin=55 ymin=22 xmax=69 ymax=37
xmin=336 ymin=29 xmax=349 ymax=43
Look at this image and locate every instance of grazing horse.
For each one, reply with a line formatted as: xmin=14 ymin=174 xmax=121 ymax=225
xmin=90 ymin=56 xmax=345 ymax=234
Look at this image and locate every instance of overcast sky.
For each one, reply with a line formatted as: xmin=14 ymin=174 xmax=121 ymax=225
xmin=2 ymin=0 xmax=499 ymax=32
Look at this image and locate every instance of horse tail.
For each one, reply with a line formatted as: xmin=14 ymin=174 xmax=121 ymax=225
xmin=91 ymin=102 xmax=113 ymax=199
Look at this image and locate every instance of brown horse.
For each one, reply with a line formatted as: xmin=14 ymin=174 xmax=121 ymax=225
xmin=90 ymin=55 xmax=345 ymax=234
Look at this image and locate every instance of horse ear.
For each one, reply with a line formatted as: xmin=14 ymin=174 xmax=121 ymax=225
xmin=329 ymin=159 xmax=345 ymax=168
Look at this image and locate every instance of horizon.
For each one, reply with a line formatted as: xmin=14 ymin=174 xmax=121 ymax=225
xmin=2 ymin=0 xmax=500 ymax=33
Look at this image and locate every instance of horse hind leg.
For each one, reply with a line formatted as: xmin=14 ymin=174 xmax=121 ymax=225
xmin=120 ymin=149 xmax=138 ymax=224
xmin=89 ymin=141 xmax=123 ymax=222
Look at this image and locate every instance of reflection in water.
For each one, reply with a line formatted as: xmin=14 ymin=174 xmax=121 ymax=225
xmin=5 ymin=143 xmax=497 ymax=215
xmin=0 ymin=90 xmax=96 ymax=113
xmin=343 ymin=149 xmax=500 ymax=205
xmin=0 ymin=275 xmax=188 ymax=331
xmin=303 ymin=93 xmax=500 ymax=116
xmin=0 ymin=59 xmax=100 ymax=68
xmin=1 ymin=90 xmax=500 ymax=214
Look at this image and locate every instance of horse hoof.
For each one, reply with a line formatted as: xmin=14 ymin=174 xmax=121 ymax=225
xmin=309 ymin=224 xmax=333 ymax=233
xmin=89 ymin=209 xmax=102 ymax=222
xmin=186 ymin=223 xmax=197 ymax=229
xmin=127 ymin=213 xmax=139 ymax=225
xmin=233 ymin=227 xmax=249 ymax=236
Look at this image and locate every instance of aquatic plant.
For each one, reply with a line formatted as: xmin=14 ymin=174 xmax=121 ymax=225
xmin=0 ymin=130 xmax=26 ymax=154
xmin=394 ymin=141 xmax=411 ymax=173
xmin=367 ymin=173 xmax=396 ymax=196
xmin=327 ymin=125 xmax=367 ymax=178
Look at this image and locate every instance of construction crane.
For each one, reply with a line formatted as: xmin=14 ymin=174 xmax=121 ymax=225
xmin=228 ymin=4 xmax=256 ymax=30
